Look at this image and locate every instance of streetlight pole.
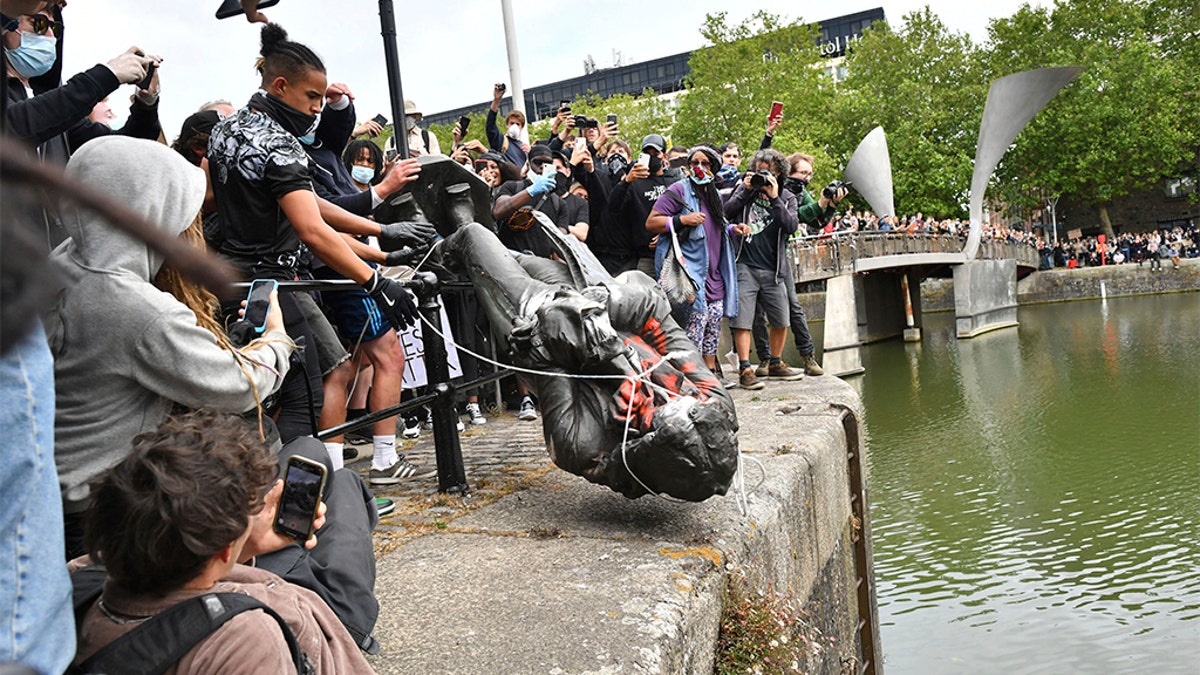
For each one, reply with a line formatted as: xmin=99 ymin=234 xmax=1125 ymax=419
xmin=1047 ymin=196 xmax=1059 ymax=247
xmin=378 ymin=0 xmax=409 ymax=159
xmin=500 ymin=0 xmax=526 ymax=117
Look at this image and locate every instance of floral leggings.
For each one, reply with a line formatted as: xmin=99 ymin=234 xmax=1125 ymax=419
xmin=685 ymin=298 xmax=724 ymax=357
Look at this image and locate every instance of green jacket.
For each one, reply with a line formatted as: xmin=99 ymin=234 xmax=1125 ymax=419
xmin=794 ymin=187 xmax=836 ymax=235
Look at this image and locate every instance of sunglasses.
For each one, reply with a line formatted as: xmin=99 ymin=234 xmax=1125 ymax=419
xmin=29 ymin=14 xmax=63 ymax=36
xmin=690 ymin=159 xmax=711 ymax=168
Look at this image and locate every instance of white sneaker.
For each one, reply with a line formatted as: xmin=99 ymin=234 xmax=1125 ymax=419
xmin=401 ymin=418 xmax=420 ymax=439
xmin=517 ymin=396 xmax=538 ymax=421
xmin=466 ymin=402 xmax=487 ymax=426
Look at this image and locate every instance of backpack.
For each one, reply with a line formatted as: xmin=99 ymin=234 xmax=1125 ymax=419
xmin=68 ymin=565 xmax=313 ymax=675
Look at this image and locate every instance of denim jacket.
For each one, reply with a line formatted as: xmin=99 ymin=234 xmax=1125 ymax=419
xmin=654 ymin=179 xmax=739 ymax=318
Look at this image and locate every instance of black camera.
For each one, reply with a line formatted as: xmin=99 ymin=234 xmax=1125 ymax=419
xmin=822 ymin=180 xmax=853 ymax=200
xmin=573 ymin=115 xmax=598 ymax=129
xmin=749 ymin=171 xmax=773 ymax=191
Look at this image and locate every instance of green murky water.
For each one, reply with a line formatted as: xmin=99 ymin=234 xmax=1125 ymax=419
xmin=851 ymin=293 xmax=1200 ymax=674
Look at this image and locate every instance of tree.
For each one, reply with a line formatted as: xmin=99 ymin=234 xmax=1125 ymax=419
xmin=672 ymin=11 xmax=839 ymax=182
xmin=831 ymin=8 xmax=986 ymax=218
xmin=986 ymin=0 xmax=1200 ymax=236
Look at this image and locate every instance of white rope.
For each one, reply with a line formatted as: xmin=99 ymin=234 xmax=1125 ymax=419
xmin=405 ymin=255 xmax=768 ymax=510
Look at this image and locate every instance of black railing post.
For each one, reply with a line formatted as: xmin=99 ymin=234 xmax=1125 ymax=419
xmin=413 ymin=271 xmax=468 ymax=495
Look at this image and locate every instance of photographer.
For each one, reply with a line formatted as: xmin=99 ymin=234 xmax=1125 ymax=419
xmin=485 ymin=82 xmax=528 ymax=166
xmin=725 ymin=148 xmax=802 ymax=389
xmin=749 ymin=152 xmax=848 ymax=378
xmin=70 ymin=410 xmax=374 ymax=673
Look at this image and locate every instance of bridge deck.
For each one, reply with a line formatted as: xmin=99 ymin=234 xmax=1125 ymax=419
xmin=790 ymin=232 xmax=1038 ymax=283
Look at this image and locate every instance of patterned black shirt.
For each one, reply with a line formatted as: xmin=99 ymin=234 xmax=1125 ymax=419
xmin=208 ymin=106 xmax=314 ymax=276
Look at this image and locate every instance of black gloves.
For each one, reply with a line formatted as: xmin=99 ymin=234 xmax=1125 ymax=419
xmin=363 ymin=271 xmax=418 ymax=330
xmin=384 ymin=247 xmax=422 ymax=267
xmin=378 ymin=221 xmax=437 ymax=252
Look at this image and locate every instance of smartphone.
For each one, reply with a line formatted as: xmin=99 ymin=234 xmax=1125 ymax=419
xmin=542 ymin=162 xmax=557 ymax=178
xmin=769 ymin=101 xmax=784 ymax=120
xmin=274 ymin=455 xmax=328 ymax=541
xmin=636 ymin=153 xmax=650 ymax=168
xmin=559 ymin=99 xmax=571 ymax=113
xmin=458 ymin=115 xmax=471 ymax=135
xmin=497 ymin=82 xmax=507 ymax=93
xmin=385 ymin=148 xmax=399 ymax=162
xmin=133 ymin=51 xmax=156 ymax=90
xmin=474 ymin=159 xmax=489 ymax=173
xmin=371 ymin=113 xmax=388 ymax=127
xmin=242 ymin=279 xmax=277 ymax=335
xmin=574 ymin=137 xmax=587 ymax=153
xmin=606 ymin=113 xmax=618 ymax=127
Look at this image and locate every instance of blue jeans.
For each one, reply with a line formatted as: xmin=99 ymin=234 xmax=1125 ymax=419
xmin=0 ymin=323 xmax=74 ymax=674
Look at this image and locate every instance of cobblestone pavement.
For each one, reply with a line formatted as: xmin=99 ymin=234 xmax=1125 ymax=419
xmin=343 ymin=410 xmax=556 ymax=556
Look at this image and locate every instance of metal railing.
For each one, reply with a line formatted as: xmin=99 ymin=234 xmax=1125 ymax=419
xmin=788 ymin=231 xmax=1039 ymax=283
xmin=232 ymin=274 xmax=513 ymax=495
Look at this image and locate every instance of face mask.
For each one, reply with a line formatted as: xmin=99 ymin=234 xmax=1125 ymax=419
xmin=351 ymin=165 xmax=375 ymax=184
xmin=647 ymin=155 xmax=663 ymax=174
xmin=4 ymin=31 xmax=57 ymax=79
xmin=251 ymin=91 xmax=320 ymax=141
xmin=691 ymin=164 xmax=713 ymax=185
xmin=606 ymin=154 xmax=628 ymax=175
xmin=717 ymin=165 xmax=740 ymax=184
xmin=406 ymin=116 xmax=417 ymax=132
xmin=507 ymin=123 xmax=521 ymax=139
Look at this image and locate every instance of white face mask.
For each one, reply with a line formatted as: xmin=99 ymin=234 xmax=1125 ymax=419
xmin=507 ymin=123 xmax=521 ymax=139
xmin=4 ymin=31 xmax=58 ymax=79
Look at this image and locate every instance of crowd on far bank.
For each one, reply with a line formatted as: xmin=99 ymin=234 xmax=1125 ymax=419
xmin=1038 ymin=223 xmax=1198 ymax=270
xmin=794 ymin=206 xmax=1197 ymax=272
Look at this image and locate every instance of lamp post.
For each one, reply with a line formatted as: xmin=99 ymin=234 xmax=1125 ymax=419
xmin=499 ymin=0 xmax=526 ymax=116
xmin=1047 ymin=196 xmax=1059 ymax=247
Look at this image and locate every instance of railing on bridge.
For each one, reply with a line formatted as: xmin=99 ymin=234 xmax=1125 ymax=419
xmin=789 ymin=231 xmax=1039 ymax=283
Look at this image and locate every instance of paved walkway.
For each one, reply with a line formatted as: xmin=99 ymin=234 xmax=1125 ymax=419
xmin=343 ymin=409 xmax=556 ymax=556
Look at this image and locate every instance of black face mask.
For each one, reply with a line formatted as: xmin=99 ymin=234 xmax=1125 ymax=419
xmin=783 ymin=176 xmax=808 ymax=195
xmin=606 ymin=153 xmax=628 ymax=175
xmin=554 ymin=172 xmax=570 ymax=196
xmin=250 ymin=91 xmax=319 ymax=140
xmin=647 ymin=155 xmax=663 ymax=174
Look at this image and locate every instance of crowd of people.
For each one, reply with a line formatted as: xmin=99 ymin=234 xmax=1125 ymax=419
xmin=0 ymin=3 xmax=860 ymax=671
xmin=796 ymin=205 xmax=1197 ymax=273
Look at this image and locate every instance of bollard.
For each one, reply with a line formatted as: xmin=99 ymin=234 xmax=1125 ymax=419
xmin=413 ymin=272 xmax=469 ymax=495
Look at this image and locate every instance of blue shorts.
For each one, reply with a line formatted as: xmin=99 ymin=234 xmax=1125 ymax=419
xmin=313 ymin=268 xmax=392 ymax=344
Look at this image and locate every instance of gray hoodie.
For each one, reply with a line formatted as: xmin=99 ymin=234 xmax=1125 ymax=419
xmin=45 ymin=137 xmax=293 ymax=512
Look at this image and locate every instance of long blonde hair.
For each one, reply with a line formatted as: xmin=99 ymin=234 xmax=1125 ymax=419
xmin=154 ymin=213 xmax=290 ymax=435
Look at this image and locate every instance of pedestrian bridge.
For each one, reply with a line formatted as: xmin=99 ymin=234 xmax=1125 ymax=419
xmin=789 ymin=232 xmax=1039 ymax=284
xmin=785 ymin=232 xmax=1040 ymax=377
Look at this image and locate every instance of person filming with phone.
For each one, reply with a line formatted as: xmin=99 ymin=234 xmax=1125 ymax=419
xmin=69 ymin=409 xmax=375 ymax=673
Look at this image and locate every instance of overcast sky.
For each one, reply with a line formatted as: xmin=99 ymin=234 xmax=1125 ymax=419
xmin=58 ymin=0 xmax=1048 ymax=137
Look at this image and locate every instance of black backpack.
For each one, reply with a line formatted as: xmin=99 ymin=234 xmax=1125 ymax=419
xmin=67 ymin=565 xmax=313 ymax=675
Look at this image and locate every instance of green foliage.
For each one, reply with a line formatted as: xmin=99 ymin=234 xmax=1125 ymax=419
xmin=550 ymin=90 xmax=676 ymax=153
xmin=427 ymin=110 xmax=492 ymax=156
xmin=986 ymin=0 xmax=1200 ymax=228
xmin=831 ymin=8 xmax=985 ymax=218
xmin=673 ymin=11 xmax=838 ymax=178
xmin=715 ymin=575 xmax=830 ymax=675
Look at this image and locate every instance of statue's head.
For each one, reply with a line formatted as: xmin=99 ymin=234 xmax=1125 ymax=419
xmin=624 ymin=395 xmax=739 ymax=501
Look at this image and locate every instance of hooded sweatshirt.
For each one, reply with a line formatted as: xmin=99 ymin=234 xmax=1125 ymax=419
xmin=44 ymin=137 xmax=294 ymax=512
